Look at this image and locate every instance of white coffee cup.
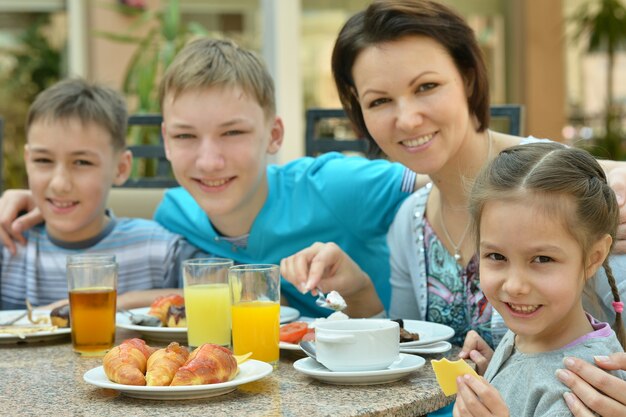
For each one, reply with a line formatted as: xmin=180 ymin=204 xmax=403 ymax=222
xmin=315 ymin=319 xmax=400 ymax=372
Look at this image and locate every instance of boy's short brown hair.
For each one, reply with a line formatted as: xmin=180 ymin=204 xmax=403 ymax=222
xmin=26 ymin=78 xmax=127 ymax=152
xmin=159 ymin=38 xmax=276 ymax=118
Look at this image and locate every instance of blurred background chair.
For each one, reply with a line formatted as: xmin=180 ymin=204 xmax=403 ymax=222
xmin=305 ymin=105 xmax=524 ymax=158
xmin=106 ymin=114 xmax=177 ymax=218
xmin=124 ymin=114 xmax=178 ymax=188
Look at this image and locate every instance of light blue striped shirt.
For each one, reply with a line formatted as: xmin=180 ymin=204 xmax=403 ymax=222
xmin=1 ymin=212 xmax=206 ymax=310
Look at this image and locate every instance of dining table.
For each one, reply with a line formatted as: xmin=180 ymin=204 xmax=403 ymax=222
xmin=1 ymin=327 xmax=458 ymax=417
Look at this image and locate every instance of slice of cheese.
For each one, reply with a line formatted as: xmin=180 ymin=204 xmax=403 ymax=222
xmin=431 ymin=358 xmax=479 ymax=396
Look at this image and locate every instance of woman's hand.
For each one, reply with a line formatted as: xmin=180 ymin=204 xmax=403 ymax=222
xmin=453 ymin=374 xmax=510 ymax=417
xmin=0 ymin=189 xmax=42 ymax=255
xmin=556 ymin=353 xmax=626 ymax=417
xmin=458 ymin=330 xmax=494 ymax=375
xmin=280 ymin=242 xmax=383 ymax=317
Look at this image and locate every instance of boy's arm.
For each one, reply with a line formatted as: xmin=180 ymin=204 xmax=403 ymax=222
xmin=117 ymin=288 xmax=183 ymax=310
xmin=0 ymin=189 xmax=42 ymax=255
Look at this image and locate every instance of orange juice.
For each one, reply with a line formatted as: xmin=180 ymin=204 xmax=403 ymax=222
xmin=231 ymin=301 xmax=280 ymax=364
xmin=185 ymin=283 xmax=231 ymax=347
xmin=69 ymin=287 xmax=116 ymax=355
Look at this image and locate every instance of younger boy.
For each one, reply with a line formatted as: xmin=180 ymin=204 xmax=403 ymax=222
xmin=0 ymin=78 xmax=203 ymax=310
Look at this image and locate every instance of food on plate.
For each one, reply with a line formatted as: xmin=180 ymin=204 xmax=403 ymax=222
xmin=391 ymin=319 xmax=420 ymax=342
xmin=101 ymin=340 xmax=251 ymax=386
xmin=308 ymin=310 xmax=350 ymax=329
xmin=166 ymin=305 xmax=187 ymax=328
xmin=50 ymin=304 xmax=71 ymax=328
xmin=431 ymin=358 xmax=479 ymax=396
xmin=279 ymin=322 xmax=310 ymax=344
xmin=148 ymin=294 xmax=184 ymax=326
xmin=26 ymin=299 xmax=51 ymax=324
xmin=171 ymin=343 xmax=238 ymax=386
xmin=103 ymin=338 xmax=157 ymax=385
xmin=280 ymin=311 xmax=350 ymax=345
xmin=0 ymin=324 xmax=57 ymax=338
xmin=146 ymin=342 xmax=190 ymax=386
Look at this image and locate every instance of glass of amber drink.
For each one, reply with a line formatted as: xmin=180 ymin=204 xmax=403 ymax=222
xmin=182 ymin=258 xmax=234 ymax=348
xmin=67 ymin=254 xmax=117 ymax=356
xmin=229 ymin=264 xmax=280 ymax=367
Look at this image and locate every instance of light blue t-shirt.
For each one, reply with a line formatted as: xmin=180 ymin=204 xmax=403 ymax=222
xmin=154 ymin=152 xmax=414 ymax=317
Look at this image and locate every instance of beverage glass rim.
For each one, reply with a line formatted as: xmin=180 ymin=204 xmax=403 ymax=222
xmin=67 ymin=254 xmax=116 ymax=265
xmin=182 ymin=257 xmax=234 ymax=266
xmin=229 ymin=264 xmax=279 ymax=272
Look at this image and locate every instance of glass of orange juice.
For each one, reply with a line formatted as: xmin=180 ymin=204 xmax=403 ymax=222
xmin=229 ymin=264 xmax=280 ymax=367
xmin=183 ymin=258 xmax=234 ymax=348
xmin=66 ymin=254 xmax=118 ymax=356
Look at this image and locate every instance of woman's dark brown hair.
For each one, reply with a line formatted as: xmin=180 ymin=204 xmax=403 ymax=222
xmin=332 ymin=0 xmax=490 ymax=155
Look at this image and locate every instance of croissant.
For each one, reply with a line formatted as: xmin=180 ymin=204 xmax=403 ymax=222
xmin=170 ymin=344 xmax=238 ymax=386
xmin=148 ymin=294 xmax=184 ymax=325
xmin=103 ymin=338 xmax=156 ymax=385
xmin=145 ymin=342 xmax=190 ymax=386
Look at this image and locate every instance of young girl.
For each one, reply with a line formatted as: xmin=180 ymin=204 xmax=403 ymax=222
xmin=454 ymin=142 xmax=626 ymax=416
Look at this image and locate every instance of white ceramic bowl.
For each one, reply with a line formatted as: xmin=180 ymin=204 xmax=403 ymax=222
xmin=315 ymin=319 xmax=399 ymax=372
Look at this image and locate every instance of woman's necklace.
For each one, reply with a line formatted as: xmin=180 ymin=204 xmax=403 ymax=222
xmin=439 ymin=130 xmax=493 ymax=263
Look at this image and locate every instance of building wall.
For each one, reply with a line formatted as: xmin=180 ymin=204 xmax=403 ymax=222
xmin=522 ymin=0 xmax=566 ymax=140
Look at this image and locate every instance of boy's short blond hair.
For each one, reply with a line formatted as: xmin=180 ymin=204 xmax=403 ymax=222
xmin=26 ymin=78 xmax=127 ymax=152
xmin=159 ymin=38 xmax=276 ymax=118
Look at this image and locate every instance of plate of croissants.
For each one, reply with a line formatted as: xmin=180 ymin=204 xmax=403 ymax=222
xmin=83 ymin=338 xmax=273 ymax=400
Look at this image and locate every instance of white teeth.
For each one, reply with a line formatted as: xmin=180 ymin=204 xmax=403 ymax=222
xmin=402 ymin=133 xmax=434 ymax=147
xmin=508 ymin=303 xmax=539 ymax=314
xmin=200 ymin=179 xmax=228 ymax=187
xmin=50 ymin=200 xmax=75 ymax=208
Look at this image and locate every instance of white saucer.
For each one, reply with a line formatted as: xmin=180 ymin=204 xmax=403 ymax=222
xmin=293 ymin=353 xmax=425 ymax=385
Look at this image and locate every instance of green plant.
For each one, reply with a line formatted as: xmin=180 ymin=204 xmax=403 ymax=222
xmin=97 ymin=0 xmax=210 ymax=179
xmin=570 ymin=0 xmax=626 ymax=160
xmin=0 ymin=14 xmax=62 ymax=190
xmin=98 ymin=0 xmax=210 ymax=114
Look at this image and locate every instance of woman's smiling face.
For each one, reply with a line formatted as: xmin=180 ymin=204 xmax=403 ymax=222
xmin=352 ymin=35 xmax=475 ymax=174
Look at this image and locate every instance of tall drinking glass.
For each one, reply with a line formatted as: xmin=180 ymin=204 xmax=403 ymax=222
xmin=182 ymin=258 xmax=234 ymax=348
xmin=66 ymin=254 xmax=118 ymax=356
xmin=229 ymin=264 xmax=280 ymax=366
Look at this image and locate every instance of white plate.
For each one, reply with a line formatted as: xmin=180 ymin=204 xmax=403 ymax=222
xmin=280 ymin=306 xmax=300 ymax=323
xmin=117 ymin=306 xmax=301 ymax=342
xmin=400 ymin=320 xmax=455 ymax=347
xmin=400 ymin=341 xmax=452 ymax=355
xmin=116 ymin=307 xmax=187 ymax=342
xmin=280 ymin=319 xmax=454 ymax=350
xmin=0 ymin=309 xmax=71 ymax=344
xmin=83 ymin=359 xmax=273 ymax=400
xmin=293 ymin=353 xmax=425 ymax=385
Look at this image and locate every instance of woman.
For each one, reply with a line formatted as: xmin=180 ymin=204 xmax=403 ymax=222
xmin=280 ymin=1 xmax=626 ymax=415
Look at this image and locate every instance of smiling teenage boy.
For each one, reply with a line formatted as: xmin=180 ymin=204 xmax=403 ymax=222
xmin=0 ymin=78 xmax=203 ymax=310
xmin=153 ymin=38 xmax=417 ymax=318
